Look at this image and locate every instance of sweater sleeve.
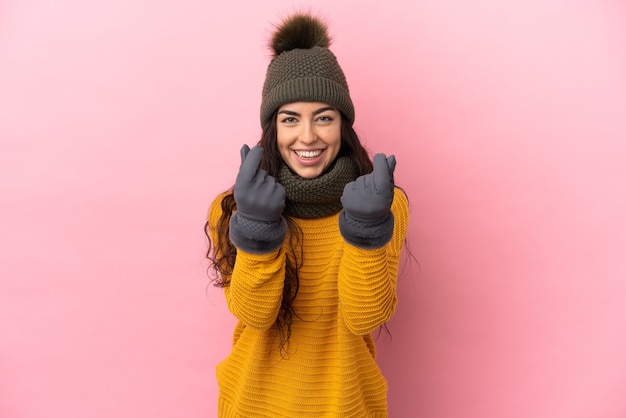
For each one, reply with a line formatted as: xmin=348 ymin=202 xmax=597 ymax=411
xmin=208 ymin=193 xmax=286 ymax=330
xmin=337 ymin=188 xmax=409 ymax=335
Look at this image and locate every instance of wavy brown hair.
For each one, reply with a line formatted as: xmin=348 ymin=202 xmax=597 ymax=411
xmin=204 ymin=111 xmax=373 ymax=352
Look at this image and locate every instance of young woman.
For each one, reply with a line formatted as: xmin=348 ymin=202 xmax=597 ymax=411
xmin=205 ymin=13 xmax=409 ymax=418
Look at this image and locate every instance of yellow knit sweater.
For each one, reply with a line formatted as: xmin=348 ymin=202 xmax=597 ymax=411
xmin=209 ymin=188 xmax=409 ymax=418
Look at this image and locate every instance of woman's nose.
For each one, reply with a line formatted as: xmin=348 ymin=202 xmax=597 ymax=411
xmin=300 ymin=122 xmax=316 ymax=144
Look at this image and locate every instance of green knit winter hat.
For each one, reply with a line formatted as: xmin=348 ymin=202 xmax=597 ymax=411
xmin=260 ymin=14 xmax=355 ymax=126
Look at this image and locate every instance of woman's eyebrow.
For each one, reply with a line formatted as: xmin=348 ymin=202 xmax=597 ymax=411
xmin=278 ymin=109 xmax=300 ymax=116
xmin=313 ymin=106 xmax=336 ymax=115
xmin=278 ymin=106 xmax=336 ymax=117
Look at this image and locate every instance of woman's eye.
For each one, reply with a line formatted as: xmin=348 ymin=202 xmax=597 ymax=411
xmin=318 ymin=115 xmax=333 ymax=122
xmin=282 ymin=117 xmax=297 ymax=123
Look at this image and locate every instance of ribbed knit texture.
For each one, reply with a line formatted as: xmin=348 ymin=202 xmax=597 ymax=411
xmin=209 ymin=189 xmax=409 ymax=418
xmin=261 ymin=46 xmax=355 ymax=125
xmin=278 ymin=155 xmax=359 ymax=219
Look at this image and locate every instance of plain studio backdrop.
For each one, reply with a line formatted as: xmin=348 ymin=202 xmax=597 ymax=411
xmin=1 ymin=0 xmax=625 ymax=417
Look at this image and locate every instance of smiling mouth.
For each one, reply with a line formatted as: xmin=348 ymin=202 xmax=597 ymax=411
xmin=294 ymin=150 xmax=323 ymax=158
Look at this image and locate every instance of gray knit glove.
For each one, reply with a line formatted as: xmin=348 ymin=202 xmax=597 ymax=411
xmin=230 ymin=144 xmax=287 ymax=254
xmin=339 ymin=154 xmax=396 ymax=249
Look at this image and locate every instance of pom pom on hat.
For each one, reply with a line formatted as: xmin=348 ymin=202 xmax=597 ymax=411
xmin=260 ymin=13 xmax=355 ymax=126
xmin=270 ymin=14 xmax=331 ymax=56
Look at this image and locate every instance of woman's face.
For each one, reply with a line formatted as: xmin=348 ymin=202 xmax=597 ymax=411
xmin=276 ymin=102 xmax=342 ymax=179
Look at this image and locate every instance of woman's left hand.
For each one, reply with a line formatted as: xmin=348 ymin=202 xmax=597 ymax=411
xmin=340 ymin=153 xmax=396 ymax=225
xmin=338 ymin=153 xmax=396 ymax=249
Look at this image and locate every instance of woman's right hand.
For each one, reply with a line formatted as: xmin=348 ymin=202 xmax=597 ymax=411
xmin=233 ymin=144 xmax=286 ymax=223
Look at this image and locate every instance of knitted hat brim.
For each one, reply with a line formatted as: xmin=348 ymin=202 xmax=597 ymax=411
xmin=260 ymin=77 xmax=355 ymax=125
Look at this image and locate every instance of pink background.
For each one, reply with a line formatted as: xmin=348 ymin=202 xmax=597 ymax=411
xmin=1 ymin=0 xmax=625 ymax=417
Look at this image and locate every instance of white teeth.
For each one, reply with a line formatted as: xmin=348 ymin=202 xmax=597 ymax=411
xmin=295 ymin=150 xmax=322 ymax=158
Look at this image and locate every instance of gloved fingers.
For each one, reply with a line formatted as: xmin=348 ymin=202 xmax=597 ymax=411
xmin=386 ymin=155 xmax=396 ymax=174
xmin=372 ymin=153 xmax=393 ymax=191
xmin=238 ymin=145 xmax=264 ymax=180
xmin=239 ymin=144 xmax=251 ymax=165
xmin=343 ymin=172 xmax=363 ymax=192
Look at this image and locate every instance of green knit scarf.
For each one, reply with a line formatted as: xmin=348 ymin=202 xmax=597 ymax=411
xmin=278 ymin=156 xmax=359 ymax=219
